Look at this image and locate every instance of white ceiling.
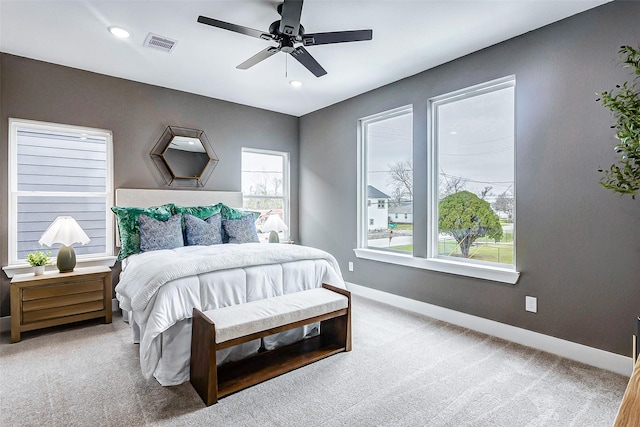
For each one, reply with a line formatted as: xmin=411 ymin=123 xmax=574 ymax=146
xmin=0 ymin=0 xmax=610 ymax=117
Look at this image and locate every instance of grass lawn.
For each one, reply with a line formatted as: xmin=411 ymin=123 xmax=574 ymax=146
xmin=390 ymin=240 xmax=514 ymax=264
xmin=393 ymin=224 xmax=413 ymax=231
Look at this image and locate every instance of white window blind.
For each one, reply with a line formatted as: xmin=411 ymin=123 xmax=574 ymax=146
xmin=9 ymin=120 xmax=113 ymax=264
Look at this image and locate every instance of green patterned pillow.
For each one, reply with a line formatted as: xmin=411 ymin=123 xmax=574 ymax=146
xmin=219 ymin=204 xmax=260 ymax=221
xmin=173 ymin=203 xmax=223 ymax=220
xmin=111 ymin=204 xmax=175 ymax=261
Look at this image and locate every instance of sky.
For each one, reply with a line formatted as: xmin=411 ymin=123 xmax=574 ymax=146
xmin=366 ymin=85 xmax=514 ymax=199
xmin=367 ymin=112 xmax=412 ymax=197
xmin=241 ymin=150 xmax=284 ymax=195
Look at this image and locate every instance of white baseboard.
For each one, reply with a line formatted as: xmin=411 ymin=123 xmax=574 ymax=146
xmin=1 ymin=298 xmax=121 ymax=335
xmin=346 ymin=282 xmax=633 ymax=377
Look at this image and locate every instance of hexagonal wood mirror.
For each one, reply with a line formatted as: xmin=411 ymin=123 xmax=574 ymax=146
xmin=150 ymin=126 xmax=218 ymax=187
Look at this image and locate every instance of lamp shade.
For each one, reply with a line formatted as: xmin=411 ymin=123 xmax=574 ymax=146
xmin=261 ymin=214 xmax=289 ymax=233
xmin=38 ymin=216 xmax=90 ymax=247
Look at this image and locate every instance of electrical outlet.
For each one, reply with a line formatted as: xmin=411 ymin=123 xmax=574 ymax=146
xmin=348 ymin=262 xmax=354 ymax=272
xmin=525 ymin=296 xmax=537 ymax=313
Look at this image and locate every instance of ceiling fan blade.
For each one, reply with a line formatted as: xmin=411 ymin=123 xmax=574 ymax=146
xmin=278 ymin=0 xmax=303 ymax=36
xmin=290 ymin=46 xmax=327 ymax=77
xmin=237 ymin=47 xmax=280 ymax=70
xmin=302 ymin=29 xmax=373 ymax=46
xmin=198 ymin=15 xmax=274 ymax=41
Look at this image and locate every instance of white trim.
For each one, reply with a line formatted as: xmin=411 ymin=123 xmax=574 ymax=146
xmin=346 ymin=282 xmax=633 ymax=377
xmin=427 ymin=76 xmax=517 ymax=270
xmin=241 ymin=148 xmax=290 ymax=239
xmin=354 ymin=248 xmax=520 ymax=284
xmin=357 ymin=105 xmax=413 ymax=249
xmin=0 ymin=298 xmax=121 ymax=334
xmin=8 ymin=118 xmax=114 ymax=265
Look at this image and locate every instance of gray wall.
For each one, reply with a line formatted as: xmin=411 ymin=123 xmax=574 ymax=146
xmin=299 ymin=1 xmax=640 ymax=357
xmin=0 ymin=54 xmax=299 ymax=316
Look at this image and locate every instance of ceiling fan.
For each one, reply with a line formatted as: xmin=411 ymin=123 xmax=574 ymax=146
xmin=197 ymin=0 xmax=373 ymax=77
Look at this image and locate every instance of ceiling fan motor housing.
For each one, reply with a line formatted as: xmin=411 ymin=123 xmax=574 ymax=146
xmin=269 ymin=21 xmax=305 ymax=40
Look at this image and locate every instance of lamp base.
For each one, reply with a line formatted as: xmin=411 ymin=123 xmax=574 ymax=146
xmin=57 ymin=244 xmax=76 ymax=273
xmin=268 ymin=231 xmax=280 ymax=243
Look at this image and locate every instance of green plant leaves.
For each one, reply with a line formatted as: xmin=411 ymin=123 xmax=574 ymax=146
xmin=597 ymin=45 xmax=640 ymax=199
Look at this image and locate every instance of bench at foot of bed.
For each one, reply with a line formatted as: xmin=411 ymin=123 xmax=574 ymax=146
xmin=190 ymin=283 xmax=352 ymax=406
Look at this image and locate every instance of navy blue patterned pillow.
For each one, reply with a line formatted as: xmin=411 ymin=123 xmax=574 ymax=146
xmin=184 ymin=213 xmax=222 ymax=246
xmin=139 ymin=213 xmax=184 ymax=252
xmin=221 ymin=214 xmax=259 ymax=244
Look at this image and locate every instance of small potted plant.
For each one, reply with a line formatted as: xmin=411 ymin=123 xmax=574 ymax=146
xmin=26 ymin=251 xmax=51 ymax=275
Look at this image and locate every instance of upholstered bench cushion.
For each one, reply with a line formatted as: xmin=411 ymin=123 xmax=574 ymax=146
xmin=202 ymin=287 xmax=348 ymax=344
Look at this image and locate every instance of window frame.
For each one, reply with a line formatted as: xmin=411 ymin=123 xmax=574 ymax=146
xmin=355 ymin=78 xmax=520 ymax=284
xmin=4 ymin=118 xmax=116 ymax=277
xmin=428 ymin=76 xmax=517 ymax=270
xmin=241 ymin=147 xmax=291 ymax=237
xmin=357 ymin=105 xmax=413 ymax=251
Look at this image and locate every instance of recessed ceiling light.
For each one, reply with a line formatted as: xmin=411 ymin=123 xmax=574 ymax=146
xmin=289 ymin=80 xmax=302 ymax=88
xmin=108 ymin=26 xmax=130 ymax=39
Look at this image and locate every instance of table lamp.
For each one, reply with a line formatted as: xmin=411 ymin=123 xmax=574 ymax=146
xmin=38 ymin=216 xmax=91 ymax=272
xmin=261 ymin=214 xmax=288 ymax=243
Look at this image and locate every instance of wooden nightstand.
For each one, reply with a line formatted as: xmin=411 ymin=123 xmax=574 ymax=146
xmin=10 ymin=266 xmax=112 ymax=343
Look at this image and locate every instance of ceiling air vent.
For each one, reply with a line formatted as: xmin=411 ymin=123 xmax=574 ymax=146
xmin=143 ymin=33 xmax=178 ymax=53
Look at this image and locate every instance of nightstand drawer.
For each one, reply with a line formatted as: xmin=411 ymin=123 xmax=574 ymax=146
xmin=23 ymin=289 xmax=104 ymax=312
xmin=23 ymin=299 xmax=105 ymax=324
xmin=22 ymin=279 xmax=104 ymax=300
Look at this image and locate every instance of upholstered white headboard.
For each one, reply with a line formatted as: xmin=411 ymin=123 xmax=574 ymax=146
xmin=115 ymin=188 xmax=243 ymax=209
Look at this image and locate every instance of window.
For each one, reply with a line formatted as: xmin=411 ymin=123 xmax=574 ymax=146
xmin=355 ymin=78 xmax=518 ymax=284
xmin=8 ymin=119 xmax=114 ymax=266
xmin=429 ymin=77 xmax=515 ymax=269
xmin=241 ymin=148 xmax=290 ymax=241
xmin=358 ymin=106 xmax=413 ymax=252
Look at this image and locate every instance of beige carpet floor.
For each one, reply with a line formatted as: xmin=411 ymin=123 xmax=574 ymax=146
xmin=0 ymin=295 xmax=629 ymax=426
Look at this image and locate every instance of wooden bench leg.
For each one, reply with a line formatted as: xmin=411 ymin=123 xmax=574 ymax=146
xmin=190 ymin=308 xmax=219 ymax=406
xmin=322 ymin=284 xmax=352 ymax=352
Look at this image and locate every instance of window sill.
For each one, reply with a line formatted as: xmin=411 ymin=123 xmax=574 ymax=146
xmin=353 ymin=248 xmax=520 ymax=284
xmin=3 ymin=256 xmax=117 ymax=279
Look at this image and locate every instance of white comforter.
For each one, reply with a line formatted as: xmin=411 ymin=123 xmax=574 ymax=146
xmin=116 ymin=243 xmax=345 ymax=385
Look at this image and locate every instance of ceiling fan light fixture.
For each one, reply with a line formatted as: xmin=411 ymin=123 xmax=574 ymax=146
xmin=108 ymin=26 xmax=130 ymax=39
xmin=289 ymin=80 xmax=302 ymax=88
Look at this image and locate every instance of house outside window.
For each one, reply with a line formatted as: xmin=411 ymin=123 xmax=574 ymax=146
xmin=241 ymin=148 xmax=290 ymax=241
xmin=7 ymin=119 xmax=114 ymax=266
xmin=429 ymin=76 xmax=515 ymax=268
xmin=358 ymin=106 xmax=413 ymax=253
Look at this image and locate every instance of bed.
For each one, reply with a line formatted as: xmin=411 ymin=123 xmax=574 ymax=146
xmin=113 ymin=189 xmax=346 ymax=386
